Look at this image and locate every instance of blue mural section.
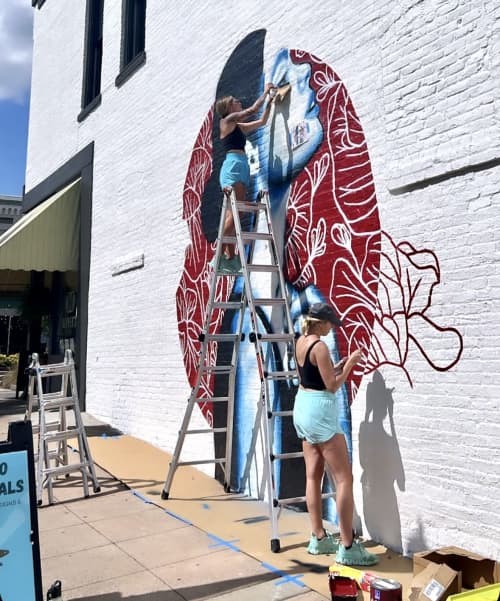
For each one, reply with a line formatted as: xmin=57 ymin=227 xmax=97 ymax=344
xmin=203 ymin=30 xmax=353 ymax=522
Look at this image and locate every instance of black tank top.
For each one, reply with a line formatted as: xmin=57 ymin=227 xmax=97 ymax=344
xmin=221 ymin=126 xmax=246 ymax=152
xmin=297 ymin=339 xmax=326 ymax=390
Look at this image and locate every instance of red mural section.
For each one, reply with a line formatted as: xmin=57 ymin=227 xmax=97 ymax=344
xmin=176 ymin=48 xmax=463 ymax=422
xmin=283 ymin=50 xmax=381 ymax=401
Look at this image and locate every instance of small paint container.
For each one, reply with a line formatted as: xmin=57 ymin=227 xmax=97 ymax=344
xmin=370 ymin=578 xmax=402 ymax=601
xmin=329 ymin=574 xmax=358 ymax=601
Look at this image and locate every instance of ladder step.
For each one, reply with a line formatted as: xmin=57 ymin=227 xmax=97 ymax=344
xmin=32 ymin=422 xmax=61 ymax=434
xmin=42 ymin=397 xmax=77 ymax=409
xmin=270 ymin=410 xmax=293 ymax=418
xmin=241 ymin=232 xmax=273 ymax=242
xmin=202 ymin=333 xmax=241 ymax=342
xmin=196 ymin=396 xmax=229 ymax=403
xmin=235 ymin=201 xmax=267 ymax=212
xmin=202 ymin=365 xmax=233 ymax=374
xmin=264 ymin=370 xmax=297 ymax=380
xmin=275 ymin=491 xmax=335 ymax=506
xmin=43 ymin=429 xmax=80 ymax=442
xmin=252 ymin=298 xmax=286 ymax=307
xmin=247 ymin=264 xmax=279 ymax=274
xmin=38 ymin=365 xmax=73 ymax=376
xmin=186 ymin=427 xmax=226 ymax=435
xmin=254 ymin=333 xmax=294 ymax=343
xmin=213 ymin=301 xmax=243 ymax=310
xmin=177 ymin=458 xmax=226 ymax=466
xmin=272 ymin=451 xmax=304 ymax=460
xmin=42 ymin=462 xmax=92 ymax=478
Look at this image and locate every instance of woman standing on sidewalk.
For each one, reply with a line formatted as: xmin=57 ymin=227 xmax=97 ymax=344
xmin=293 ymin=303 xmax=378 ymax=566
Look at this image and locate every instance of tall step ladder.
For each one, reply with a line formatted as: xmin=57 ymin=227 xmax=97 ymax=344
xmin=162 ymin=188 xmax=335 ymax=552
xmin=25 ymin=349 xmax=100 ymax=505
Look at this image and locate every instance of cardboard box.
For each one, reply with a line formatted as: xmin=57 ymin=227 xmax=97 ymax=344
xmin=409 ymin=563 xmax=461 ymax=601
xmin=413 ymin=547 xmax=500 ymax=591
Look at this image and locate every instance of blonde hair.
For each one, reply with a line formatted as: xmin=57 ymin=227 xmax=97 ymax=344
xmin=215 ymin=96 xmax=233 ymax=118
xmin=301 ymin=316 xmax=324 ymax=335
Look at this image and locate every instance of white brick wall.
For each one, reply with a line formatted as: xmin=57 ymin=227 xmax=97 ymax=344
xmin=26 ymin=0 xmax=499 ymax=560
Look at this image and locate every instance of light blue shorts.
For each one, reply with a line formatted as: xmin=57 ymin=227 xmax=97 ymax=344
xmin=219 ymin=152 xmax=250 ymax=188
xmin=293 ymin=388 xmax=342 ymax=444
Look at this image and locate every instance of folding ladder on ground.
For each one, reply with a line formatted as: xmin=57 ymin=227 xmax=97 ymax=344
xmin=25 ymin=349 xmax=100 ymax=505
xmin=162 ymin=188 xmax=335 ymax=552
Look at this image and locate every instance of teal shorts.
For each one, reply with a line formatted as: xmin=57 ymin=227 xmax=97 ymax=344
xmin=219 ymin=152 xmax=250 ymax=188
xmin=293 ymin=388 xmax=342 ymax=444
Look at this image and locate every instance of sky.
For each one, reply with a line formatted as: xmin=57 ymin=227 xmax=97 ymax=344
xmin=0 ymin=0 xmax=33 ymax=197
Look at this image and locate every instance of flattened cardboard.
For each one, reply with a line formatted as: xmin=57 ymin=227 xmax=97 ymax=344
xmin=413 ymin=547 xmax=500 ymax=590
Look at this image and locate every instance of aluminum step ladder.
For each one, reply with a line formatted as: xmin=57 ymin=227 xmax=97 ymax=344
xmin=161 ymin=188 xmax=334 ymax=552
xmin=25 ymin=349 xmax=100 ymax=505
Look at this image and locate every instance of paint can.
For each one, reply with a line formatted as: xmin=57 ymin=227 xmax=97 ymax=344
xmin=370 ymin=578 xmax=402 ymax=601
xmin=329 ymin=574 xmax=358 ymax=601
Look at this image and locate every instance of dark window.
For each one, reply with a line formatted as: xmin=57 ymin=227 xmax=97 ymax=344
xmin=115 ymin=0 xmax=146 ymax=87
xmin=0 ymin=217 xmax=13 ymax=225
xmin=123 ymin=0 xmax=146 ymax=65
xmin=80 ymin=0 xmax=104 ymax=118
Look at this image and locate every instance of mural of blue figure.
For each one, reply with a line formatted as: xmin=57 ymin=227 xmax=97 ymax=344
xmin=199 ymin=31 xmax=351 ymax=522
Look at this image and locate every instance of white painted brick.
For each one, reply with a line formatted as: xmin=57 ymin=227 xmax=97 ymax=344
xmin=25 ymin=0 xmax=500 ymax=561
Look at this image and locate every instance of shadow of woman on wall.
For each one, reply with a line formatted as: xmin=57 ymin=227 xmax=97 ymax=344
xmin=359 ymin=370 xmax=405 ymax=552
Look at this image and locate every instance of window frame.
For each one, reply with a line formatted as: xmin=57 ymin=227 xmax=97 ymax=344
xmin=115 ymin=0 xmax=147 ymax=88
xmin=78 ymin=0 xmax=104 ymax=122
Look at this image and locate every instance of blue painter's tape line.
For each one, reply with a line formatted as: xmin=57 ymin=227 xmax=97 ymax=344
xmin=163 ymin=509 xmax=193 ymax=526
xmin=261 ymin=562 xmax=306 ymax=588
xmin=207 ymin=533 xmax=240 ymax=552
xmin=131 ymin=490 xmax=153 ymax=504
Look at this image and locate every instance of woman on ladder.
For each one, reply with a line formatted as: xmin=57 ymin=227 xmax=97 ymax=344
xmin=213 ymin=82 xmax=276 ymax=273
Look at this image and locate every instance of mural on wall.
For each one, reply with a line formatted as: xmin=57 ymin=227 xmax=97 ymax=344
xmin=176 ymin=30 xmax=463 ymax=507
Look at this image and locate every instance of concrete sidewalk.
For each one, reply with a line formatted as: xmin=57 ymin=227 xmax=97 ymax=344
xmin=0 ymin=389 xmax=327 ymax=601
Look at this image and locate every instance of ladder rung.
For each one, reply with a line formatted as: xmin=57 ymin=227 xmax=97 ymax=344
xmin=241 ymin=232 xmax=273 ymax=242
xmin=256 ymin=333 xmax=294 ymax=343
xmin=235 ymin=201 xmax=266 ymax=212
xmin=43 ymin=429 xmax=79 ymax=442
xmin=196 ymin=396 xmax=229 ymax=403
xmin=276 ymin=491 xmax=335 ymax=506
xmin=42 ymin=462 xmax=91 ymax=477
xmin=203 ymin=333 xmax=241 ymax=342
xmin=186 ymin=427 xmax=226 ymax=435
xmin=272 ymin=451 xmax=304 ymax=460
xmin=270 ymin=410 xmax=293 ymax=418
xmin=38 ymin=365 xmax=72 ymax=376
xmin=32 ymin=422 xmax=61 ymax=433
xmin=42 ymin=397 xmax=77 ymax=409
xmin=252 ymin=298 xmax=286 ymax=306
xmin=213 ymin=301 xmax=243 ymax=310
xmin=247 ymin=265 xmax=279 ymax=273
xmin=202 ymin=365 xmax=233 ymax=374
xmin=265 ymin=370 xmax=297 ymax=380
xmin=38 ymin=391 xmax=69 ymax=401
xmin=177 ymin=458 xmax=226 ymax=466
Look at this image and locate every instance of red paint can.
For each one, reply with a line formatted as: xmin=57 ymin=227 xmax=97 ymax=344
xmin=370 ymin=578 xmax=402 ymax=601
xmin=329 ymin=575 xmax=358 ymax=601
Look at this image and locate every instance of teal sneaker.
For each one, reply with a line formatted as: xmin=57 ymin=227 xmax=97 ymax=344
xmin=307 ymin=531 xmax=338 ymax=555
xmin=228 ymin=255 xmax=242 ymax=274
xmin=335 ymin=540 xmax=379 ymax=566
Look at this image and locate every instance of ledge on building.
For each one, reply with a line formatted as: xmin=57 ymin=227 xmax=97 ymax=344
xmin=77 ymin=94 xmax=102 ymax=123
xmin=115 ymin=51 xmax=147 ymax=89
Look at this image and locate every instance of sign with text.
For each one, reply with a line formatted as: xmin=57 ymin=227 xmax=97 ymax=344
xmin=0 ymin=422 xmax=42 ymax=601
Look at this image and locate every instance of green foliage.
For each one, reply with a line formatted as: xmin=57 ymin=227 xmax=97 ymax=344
xmin=0 ymin=353 xmax=19 ymax=370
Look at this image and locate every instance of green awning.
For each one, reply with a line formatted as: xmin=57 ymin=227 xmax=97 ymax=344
xmin=0 ymin=179 xmax=80 ymax=271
